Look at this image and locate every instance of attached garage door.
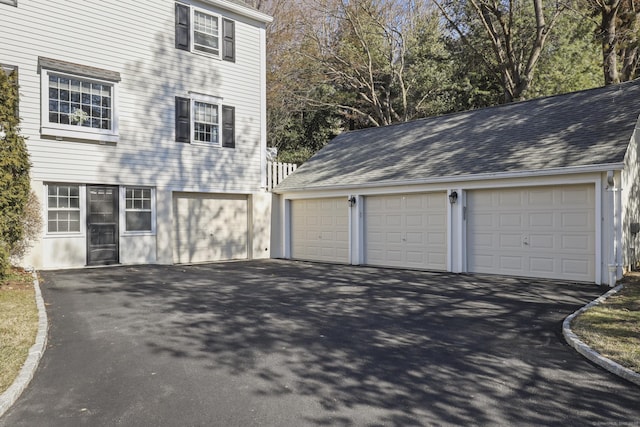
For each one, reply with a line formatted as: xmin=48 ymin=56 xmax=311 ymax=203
xmin=365 ymin=192 xmax=447 ymax=270
xmin=467 ymin=185 xmax=595 ymax=282
xmin=173 ymin=193 xmax=248 ymax=264
xmin=290 ymin=198 xmax=349 ymax=263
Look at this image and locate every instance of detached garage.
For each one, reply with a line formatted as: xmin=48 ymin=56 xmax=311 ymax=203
xmin=274 ymin=80 xmax=640 ymax=285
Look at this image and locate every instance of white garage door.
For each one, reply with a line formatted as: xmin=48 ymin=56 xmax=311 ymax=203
xmin=365 ymin=193 xmax=447 ymax=270
xmin=173 ymin=193 xmax=248 ymax=264
xmin=291 ymin=198 xmax=349 ymax=263
xmin=467 ymin=185 xmax=595 ymax=282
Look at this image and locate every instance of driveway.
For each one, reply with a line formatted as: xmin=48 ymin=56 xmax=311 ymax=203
xmin=1 ymin=260 xmax=639 ymax=426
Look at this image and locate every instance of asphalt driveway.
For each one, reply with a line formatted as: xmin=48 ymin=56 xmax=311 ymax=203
xmin=1 ymin=260 xmax=639 ymax=426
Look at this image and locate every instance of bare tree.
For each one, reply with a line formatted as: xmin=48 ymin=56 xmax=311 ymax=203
xmin=435 ymin=0 xmax=564 ymax=102
xmin=580 ymin=0 xmax=640 ymax=84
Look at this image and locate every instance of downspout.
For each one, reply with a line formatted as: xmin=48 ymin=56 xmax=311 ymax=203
xmin=607 ymin=171 xmax=622 ymax=287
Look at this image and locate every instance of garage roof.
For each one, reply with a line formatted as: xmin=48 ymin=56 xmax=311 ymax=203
xmin=275 ymin=79 xmax=640 ymax=192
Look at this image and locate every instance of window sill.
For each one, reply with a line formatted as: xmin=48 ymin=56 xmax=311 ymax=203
xmin=122 ymin=231 xmax=156 ymax=237
xmin=41 ymin=126 xmax=119 ymax=144
xmin=44 ymin=232 xmax=83 ymax=238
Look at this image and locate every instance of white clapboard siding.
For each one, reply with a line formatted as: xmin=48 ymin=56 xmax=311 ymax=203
xmin=0 ymin=0 xmax=267 ymax=192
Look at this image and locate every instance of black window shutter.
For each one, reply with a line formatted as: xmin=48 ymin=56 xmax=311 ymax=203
xmin=222 ymin=19 xmax=235 ymax=62
xmin=175 ymin=3 xmax=190 ymax=51
xmin=222 ymin=105 xmax=235 ymax=148
xmin=175 ymin=97 xmax=190 ymax=143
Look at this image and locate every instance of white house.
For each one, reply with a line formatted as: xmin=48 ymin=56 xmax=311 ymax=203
xmin=273 ymin=81 xmax=640 ymax=286
xmin=1 ymin=0 xmax=273 ymax=268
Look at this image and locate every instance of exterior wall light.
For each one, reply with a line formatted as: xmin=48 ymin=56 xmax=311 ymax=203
xmin=448 ymin=191 xmax=458 ymax=204
xmin=348 ymin=196 xmax=357 ymax=207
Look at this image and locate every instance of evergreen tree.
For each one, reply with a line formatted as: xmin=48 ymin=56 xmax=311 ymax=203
xmin=0 ymin=67 xmax=31 ymax=277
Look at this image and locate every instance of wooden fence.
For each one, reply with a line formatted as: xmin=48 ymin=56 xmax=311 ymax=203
xmin=266 ymin=161 xmax=297 ymax=191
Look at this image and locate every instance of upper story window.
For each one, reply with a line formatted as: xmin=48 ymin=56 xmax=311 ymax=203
xmin=39 ymin=57 xmax=120 ymax=143
xmin=194 ymin=10 xmax=220 ymax=56
xmin=194 ymin=100 xmax=219 ymax=144
xmin=175 ymin=94 xmax=235 ymax=148
xmin=48 ymin=75 xmax=112 ymax=130
xmin=175 ymin=2 xmax=235 ymax=62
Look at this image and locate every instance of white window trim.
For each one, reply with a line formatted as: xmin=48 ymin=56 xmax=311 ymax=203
xmin=190 ymin=5 xmax=222 ymax=60
xmin=44 ymin=183 xmax=86 ymax=237
xmin=40 ymin=69 xmax=119 ymax=143
xmin=190 ymin=92 xmax=223 ymax=147
xmin=120 ymin=187 xmax=156 ymax=235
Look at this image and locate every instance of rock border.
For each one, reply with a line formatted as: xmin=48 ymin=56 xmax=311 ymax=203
xmin=0 ymin=271 xmax=48 ymax=418
xmin=563 ymin=284 xmax=640 ymax=387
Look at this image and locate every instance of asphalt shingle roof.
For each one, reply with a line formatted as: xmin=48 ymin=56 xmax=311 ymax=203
xmin=276 ymin=79 xmax=640 ymax=192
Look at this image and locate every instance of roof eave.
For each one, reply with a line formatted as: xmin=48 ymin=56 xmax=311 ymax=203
xmin=202 ymin=0 xmax=273 ymax=22
xmin=274 ymin=162 xmax=624 ymax=194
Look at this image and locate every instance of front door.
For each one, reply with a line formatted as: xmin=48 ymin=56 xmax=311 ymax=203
xmin=87 ymin=185 xmax=119 ymax=265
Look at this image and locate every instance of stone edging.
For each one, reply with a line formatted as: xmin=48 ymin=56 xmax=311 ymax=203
xmin=563 ymin=284 xmax=640 ymax=387
xmin=0 ymin=271 xmax=48 ymax=418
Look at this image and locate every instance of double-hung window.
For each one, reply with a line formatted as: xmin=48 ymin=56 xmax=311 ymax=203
xmin=39 ymin=57 xmax=120 ymax=143
xmin=124 ymin=187 xmax=155 ymax=233
xmin=175 ymin=3 xmax=235 ymax=62
xmin=47 ymin=184 xmax=81 ymax=233
xmin=175 ymin=94 xmax=235 ymax=147
xmin=193 ymin=100 xmax=219 ymax=144
xmin=193 ymin=9 xmax=220 ymax=56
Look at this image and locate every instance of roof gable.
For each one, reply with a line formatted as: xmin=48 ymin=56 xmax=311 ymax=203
xmin=276 ymin=80 xmax=640 ymax=192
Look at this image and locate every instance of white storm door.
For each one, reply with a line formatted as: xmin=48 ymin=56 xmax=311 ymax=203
xmin=290 ymin=198 xmax=349 ymax=263
xmin=467 ymin=185 xmax=595 ymax=282
xmin=365 ymin=193 xmax=447 ymax=270
xmin=173 ymin=193 xmax=248 ymax=263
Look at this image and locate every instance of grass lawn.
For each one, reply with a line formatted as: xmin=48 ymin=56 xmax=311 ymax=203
xmin=572 ymin=274 xmax=640 ymax=374
xmin=0 ymin=268 xmax=39 ymax=394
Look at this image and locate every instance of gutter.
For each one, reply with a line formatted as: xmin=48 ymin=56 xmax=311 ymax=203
xmin=274 ymin=162 xmax=624 ymax=194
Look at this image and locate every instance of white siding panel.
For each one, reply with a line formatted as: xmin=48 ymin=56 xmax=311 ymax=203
xmin=467 ymin=185 xmax=595 ymax=282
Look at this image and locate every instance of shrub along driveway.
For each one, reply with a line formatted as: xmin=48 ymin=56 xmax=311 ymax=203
xmin=1 ymin=260 xmax=639 ymax=426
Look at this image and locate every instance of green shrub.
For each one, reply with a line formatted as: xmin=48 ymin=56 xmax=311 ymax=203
xmin=0 ymin=67 xmax=31 ymax=278
xmin=10 ymin=191 xmax=42 ymax=264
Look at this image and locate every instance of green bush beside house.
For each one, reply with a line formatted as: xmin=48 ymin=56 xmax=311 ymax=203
xmin=0 ymin=66 xmax=32 ymax=278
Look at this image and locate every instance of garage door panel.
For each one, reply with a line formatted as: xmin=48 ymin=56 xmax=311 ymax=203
xmin=500 ymin=255 xmax=523 ymax=271
xmin=529 ymin=257 xmax=554 ymax=273
xmin=499 ymin=233 xmax=522 ymax=248
xmin=406 ymin=232 xmax=424 ymax=244
xmin=529 ymin=212 xmax=554 ymax=227
xmin=499 ymin=191 xmax=523 ymax=206
xmin=428 ymin=232 xmax=446 ymax=245
xmin=468 ymin=185 xmax=595 ymax=282
xmin=562 ymin=212 xmax=591 ymax=227
xmin=562 ymin=187 xmax=592 ymax=205
xmin=406 ymin=215 xmax=423 ymax=227
xmin=561 ymin=235 xmax=590 ymax=250
xmin=291 ymin=198 xmax=349 ymax=264
xmin=563 ymin=259 xmax=590 ymax=275
xmin=528 ymin=190 xmax=554 ymax=205
xmin=499 ymin=213 xmax=522 ymax=227
xmin=365 ymin=192 xmax=447 ymax=270
xmin=530 ymin=234 xmax=554 ymax=249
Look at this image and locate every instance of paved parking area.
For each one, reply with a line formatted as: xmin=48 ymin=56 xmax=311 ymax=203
xmin=2 ymin=260 xmax=640 ymax=426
